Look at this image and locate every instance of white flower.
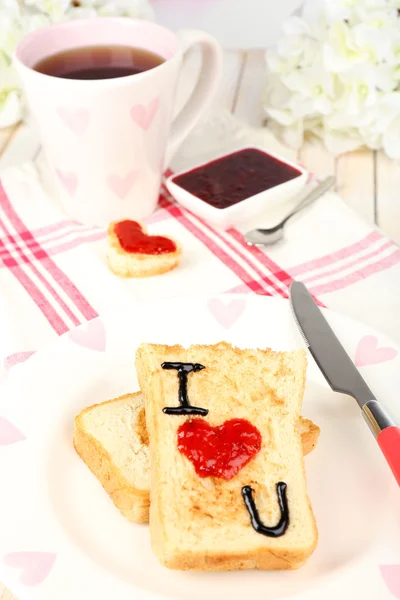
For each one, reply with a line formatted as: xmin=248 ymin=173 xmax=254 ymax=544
xmin=323 ymin=127 xmax=364 ymax=154
xmin=282 ymin=66 xmax=336 ymax=116
xmin=0 ymin=55 xmax=23 ymax=128
xmin=64 ymin=1 xmax=98 ymax=19
xmin=67 ymin=0 xmax=154 ymax=19
xmin=335 ymin=64 xmax=379 ymax=119
xmin=324 ymin=0 xmax=356 ymax=23
xmin=300 ymin=0 xmax=327 ymax=31
xmin=269 ymin=119 xmax=305 ymax=149
xmin=352 ymin=21 xmax=393 ymax=62
xmin=24 ymin=0 xmax=70 ymax=21
xmin=264 ymin=0 xmax=400 ymax=158
xmin=63 ymin=0 xmax=154 ymax=19
xmin=95 ymin=0 xmax=154 ymax=19
xmin=20 ymin=12 xmax=52 ymax=33
xmin=324 ymin=22 xmax=371 ymax=72
xmin=0 ymin=2 xmax=23 ymax=59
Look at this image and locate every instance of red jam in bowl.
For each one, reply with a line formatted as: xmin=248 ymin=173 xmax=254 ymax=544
xmin=114 ymin=220 xmax=176 ymax=255
xmin=177 ymin=418 xmax=262 ymax=480
xmin=172 ymin=148 xmax=302 ymax=210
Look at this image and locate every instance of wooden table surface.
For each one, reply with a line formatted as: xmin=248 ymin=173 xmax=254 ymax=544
xmin=1 ymin=47 xmax=399 ymax=600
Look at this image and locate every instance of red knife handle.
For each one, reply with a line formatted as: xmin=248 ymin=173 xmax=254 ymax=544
xmin=377 ymin=427 xmax=400 ymax=487
xmin=362 ymin=400 xmax=400 ymax=487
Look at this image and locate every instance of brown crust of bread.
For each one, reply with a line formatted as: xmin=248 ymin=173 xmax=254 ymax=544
xmin=158 ymin=545 xmax=310 ymax=571
xmin=73 ymin=393 xmax=149 ymax=524
xmin=300 ymin=417 xmax=320 ymax=455
xmin=106 ymin=221 xmax=182 ymax=278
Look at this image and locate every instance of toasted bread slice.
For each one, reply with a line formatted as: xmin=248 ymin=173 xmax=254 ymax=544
xmin=73 ymin=393 xmax=150 ymax=523
xmin=136 ymin=342 xmax=318 ymax=571
xmin=73 ymin=392 xmax=320 ymax=524
xmin=106 ymin=221 xmax=182 ymax=278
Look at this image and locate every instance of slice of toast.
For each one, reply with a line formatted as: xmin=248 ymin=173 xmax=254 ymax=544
xmin=106 ymin=221 xmax=182 ymax=278
xmin=73 ymin=392 xmax=320 ymax=524
xmin=136 ymin=342 xmax=318 ymax=571
xmin=73 ymin=393 xmax=150 ymax=523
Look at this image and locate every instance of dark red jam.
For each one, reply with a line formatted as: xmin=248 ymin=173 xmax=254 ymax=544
xmin=172 ymin=148 xmax=302 ymax=210
xmin=114 ymin=220 xmax=176 ymax=254
xmin=177 ymin=418 xmax=262 ymax=480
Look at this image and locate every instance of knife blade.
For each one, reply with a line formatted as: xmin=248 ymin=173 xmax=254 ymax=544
xmin=289 ymin=281 xmax=374 ymax=407
xmin=290 ymin=281 xmax=400 ymax=487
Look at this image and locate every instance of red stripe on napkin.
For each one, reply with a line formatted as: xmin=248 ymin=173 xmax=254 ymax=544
xmin=199 ymin=218 xmax=288 ymax=297
xmin=290 ymin=231 xmax=382 ymax=276
xmin=308 ymin=248 xmax=400 ymax=295
xmin=227 ymin=228 xmax=292 ymax=292
xmin=163 ymin=201 xmax=265 ymax=293
xmin=301 ymin=240 xmax=395 ymax=285
xmin=0 ymin=183 xmax=97 ymax=322
xmin=0 ymin=231 xmax=105 ymax=267
xmin=0 ymin=216 xmax=78 ymax=331
xmin=18 ymin=221 xmax=100 ymax=245
xmin=18 ymin=219 xmax=86 ymax=239
xmin=0 ymin=224 xmax=69 ymax=334
xmin=159 ymin=190 xmax=293 ymax=298
xmin=36 ymin=232 xmax=105 ymax=258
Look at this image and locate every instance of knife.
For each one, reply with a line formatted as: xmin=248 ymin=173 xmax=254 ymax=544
xmin=290 ymin=281 xmax=400 ymax=487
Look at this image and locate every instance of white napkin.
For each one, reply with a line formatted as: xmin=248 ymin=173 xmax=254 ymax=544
xmin=0 ymin=109 xmax=399 ymax=375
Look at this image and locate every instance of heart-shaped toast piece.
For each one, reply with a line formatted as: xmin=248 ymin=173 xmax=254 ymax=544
xmin=107 ymin=220 xmax=182 ymax=278
xmin=177 ymin=418 xmax=262 ymax=480
xmin=114 ymin=220 xmax=176 ymax=254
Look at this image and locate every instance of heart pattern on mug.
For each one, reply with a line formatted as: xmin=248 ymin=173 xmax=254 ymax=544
xmin=56 ymin=169 xmax=78 ymax=196
xmin=68 ymin=319 xmax=106 ymax=352
xmin=130 ymin=97 xmax=159 ymax=130
xmin=0 ymin=417 xmax=26 ymax=446
xmin=380 ymin=565 xmax=400 ymax=599
xmin=3 ymin=552 xmax=56 ymax=587
xmin=207 ymin=297 xmax=246 ymax=329
xmin=107 ymin=170 xmax=139 ymax=199
xmin=355 ymin=335 xmax=398 ymax=367
xmin=57 ymin=107 xmax=89 ymax=137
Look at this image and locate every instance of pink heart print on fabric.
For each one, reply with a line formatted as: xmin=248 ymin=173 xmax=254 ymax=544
xmin=56 ymin=169 xmax=78 ymax=196
xmin=130 ymin=97 xmax=159 ymax=130
xmin=0 ymin=417 xmax=25 ymax=445
xmin=207 ymin=298 xmax=246 ymax=329
xmin=355 ymin=335 xmax=398 ymax=367
xmin=3 ymin=552 xmax=56 ymax=587
xmin=106 ymin=170 xmax=138 ymax=199
xmin=380 ymin=565 xmax=400 ymax=599
xmin=57 ymin=107 xmax=89 ymax=136
xmin=68 ymin=319 xmax=106 ymax=352
xmin=4 ymin=351 xmax=36 ymax=370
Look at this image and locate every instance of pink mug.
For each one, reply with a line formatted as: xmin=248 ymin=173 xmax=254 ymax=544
xmin=13 ymin=18 xmax=222 ymax=226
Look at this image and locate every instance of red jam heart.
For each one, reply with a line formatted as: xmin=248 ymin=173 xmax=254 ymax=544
xmin=114 ymin=220 xmax=176 ymax=255
xmin=177 ymin=418 xmax=262 ymax=480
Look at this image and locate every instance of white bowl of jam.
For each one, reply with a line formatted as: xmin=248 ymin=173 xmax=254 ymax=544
xmin=166 ymin=146 xmax=308 ymax=229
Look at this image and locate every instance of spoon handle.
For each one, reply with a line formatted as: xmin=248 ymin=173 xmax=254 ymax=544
xmin=282 ymin=175 xmax=335 ymax=226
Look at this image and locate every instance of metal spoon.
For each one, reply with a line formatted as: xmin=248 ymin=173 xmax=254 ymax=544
xmin=245 ymin=175 xmax=336 ymax=247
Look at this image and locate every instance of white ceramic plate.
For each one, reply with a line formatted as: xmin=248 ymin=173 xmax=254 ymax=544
xmin=1 ymin=295 xmax=399 ymax=600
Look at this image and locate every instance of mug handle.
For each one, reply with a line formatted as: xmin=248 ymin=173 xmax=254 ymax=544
xmin=164 ymin=29 xmax=222 ymax=168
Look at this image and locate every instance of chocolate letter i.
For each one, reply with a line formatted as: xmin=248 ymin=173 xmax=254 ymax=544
xmin=161 ymin=362 xmax=209 ymax=416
